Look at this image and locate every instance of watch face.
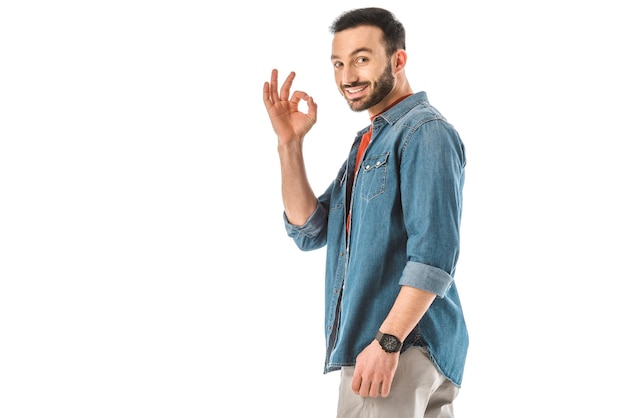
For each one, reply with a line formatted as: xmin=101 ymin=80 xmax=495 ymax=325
xmin=380 ymin=334 xmax=400 ymax=352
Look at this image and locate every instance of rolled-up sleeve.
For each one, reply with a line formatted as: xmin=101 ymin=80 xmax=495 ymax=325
xmin=399 ymin=261 xmax=453 ymax=296
xmin=399 ymin=119 xmax=465 ymax=297
xmin=283 ymin=202 xmax=329 ymax=251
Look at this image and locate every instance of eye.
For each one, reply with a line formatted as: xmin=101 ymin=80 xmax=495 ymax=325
xmin=355 ymin=57 xmax=368 ymax=65
xmin=333 ymin=61 xmax=344 ymax=70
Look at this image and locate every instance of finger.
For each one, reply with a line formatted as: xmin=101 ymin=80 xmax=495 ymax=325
xmin=263 ymin=71 xmax=279 ymax=110
xmin=359 ymin=380 xmax=372 ymax=397
xmin=380 ymin=379 xmax=392 ymax=398
xmin=353 ymin=372 xmax=372 ymax=397
xmin=269 ymin=68 xmax=279 ymax=104
xmin=305 ymin=95 xmax=318 ymax=123
xmin=351 ymin=374 xmax=362 ymax=395
xmin=262 ymin=81 xmax=271 ymax=109
xmin=289 ymin=90 xmax=308 ymax=105
xmin=279 ymin=71 xmax=296 ymax=101
xmin=369 ymin=381 xmax=381 ymax=398
xmin=288 ymin=91 xmax=318 ymax=125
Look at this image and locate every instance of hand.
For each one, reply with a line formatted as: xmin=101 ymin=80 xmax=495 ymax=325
xmin=262 ymin=69 xmax=317 ymax=145
xmin=351 ymin=340 xmax=400 ymax=398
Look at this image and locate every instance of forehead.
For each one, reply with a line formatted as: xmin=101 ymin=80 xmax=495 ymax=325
xmin=331 ymin=25 xmax=385 ymax=59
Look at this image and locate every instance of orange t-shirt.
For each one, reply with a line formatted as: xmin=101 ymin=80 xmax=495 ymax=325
xmin=346 ymin=126 xmax=372 ymax=233
xmin=355 ymin=126 xmax=373 ymax=176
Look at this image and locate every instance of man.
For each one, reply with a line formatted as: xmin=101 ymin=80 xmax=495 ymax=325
xmin=262 ymin=7 xmax=468 ymax=418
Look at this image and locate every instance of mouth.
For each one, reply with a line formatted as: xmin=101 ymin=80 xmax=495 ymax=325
xmin=344 ymin=84 xmax=368 ymax=99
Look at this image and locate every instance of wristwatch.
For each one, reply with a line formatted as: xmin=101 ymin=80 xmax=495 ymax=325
xmin=375 ymin=331 xmax=403 ymax=353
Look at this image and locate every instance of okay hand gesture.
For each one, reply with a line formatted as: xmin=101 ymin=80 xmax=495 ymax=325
xmin=262 ymin=69 xmax=318 ymax=145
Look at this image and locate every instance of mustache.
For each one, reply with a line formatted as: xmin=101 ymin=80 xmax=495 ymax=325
xmin=342 ymin=81 xmax=368 ymax=89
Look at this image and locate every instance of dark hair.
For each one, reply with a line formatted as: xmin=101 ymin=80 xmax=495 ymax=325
xmin=329 ymin=7 xmax=406 ymax=56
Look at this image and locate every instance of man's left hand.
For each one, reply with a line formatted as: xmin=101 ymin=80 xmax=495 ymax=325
xmin=351 ymin=340 xmax=400 ymax=397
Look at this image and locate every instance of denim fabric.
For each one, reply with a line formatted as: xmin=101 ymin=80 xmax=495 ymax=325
xmin=284 ymin=92 xmax=468 ymax=386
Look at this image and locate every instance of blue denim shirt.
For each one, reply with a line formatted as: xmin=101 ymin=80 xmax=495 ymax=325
xmin=284 ymin=92 xmax=468 ymax=386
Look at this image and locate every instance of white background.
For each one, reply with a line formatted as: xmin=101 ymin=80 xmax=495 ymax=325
xmin=1 ymin=1 xmax=625 ymax=417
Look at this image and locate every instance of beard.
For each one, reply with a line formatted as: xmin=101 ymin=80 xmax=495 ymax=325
xmin=344 ymin=61 xmax=395 ymax=112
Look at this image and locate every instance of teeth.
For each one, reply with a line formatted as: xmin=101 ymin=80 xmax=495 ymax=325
xmin=347 ymin=86 xmax=366 ymax=94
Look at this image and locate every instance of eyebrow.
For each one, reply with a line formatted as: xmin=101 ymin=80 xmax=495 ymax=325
xmin=331 ymin=47 xmax=374 ymax=61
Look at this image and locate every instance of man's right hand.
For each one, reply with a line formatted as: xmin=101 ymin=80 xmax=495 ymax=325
xmin=262 ymin=69 xmax=318 ymax=145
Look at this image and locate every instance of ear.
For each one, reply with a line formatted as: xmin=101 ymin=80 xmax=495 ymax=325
xmin=392 ymin=49 xmax=408 ymax=73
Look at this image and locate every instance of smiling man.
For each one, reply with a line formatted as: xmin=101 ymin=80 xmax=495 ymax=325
xmin=263 ymin=7 xmax=469 ymax=418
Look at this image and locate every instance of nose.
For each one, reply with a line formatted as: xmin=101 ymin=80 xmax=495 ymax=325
xmin=341 ymin=66 xmax=358 ymax=87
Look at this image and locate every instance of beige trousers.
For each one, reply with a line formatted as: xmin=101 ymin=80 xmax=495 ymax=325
xmin=337 ymin=346 xmax=459 ymax=418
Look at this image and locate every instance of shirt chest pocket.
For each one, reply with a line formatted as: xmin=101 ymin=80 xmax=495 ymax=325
xmin=359 ymin=152 xmax=389 ymax=201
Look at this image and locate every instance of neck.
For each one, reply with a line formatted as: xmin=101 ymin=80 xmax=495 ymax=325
xmin=368 ymin=76 xmax=413 ymax=117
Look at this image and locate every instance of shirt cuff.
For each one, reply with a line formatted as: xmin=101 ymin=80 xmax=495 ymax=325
xmin=399 ymin=261 xmax=453 ymax=297
xmin=283 ymin=203 xmax=327 ymax=238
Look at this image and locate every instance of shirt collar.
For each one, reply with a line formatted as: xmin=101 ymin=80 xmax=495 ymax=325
xmin=376 ymin=91 xmax=429 ymax=125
